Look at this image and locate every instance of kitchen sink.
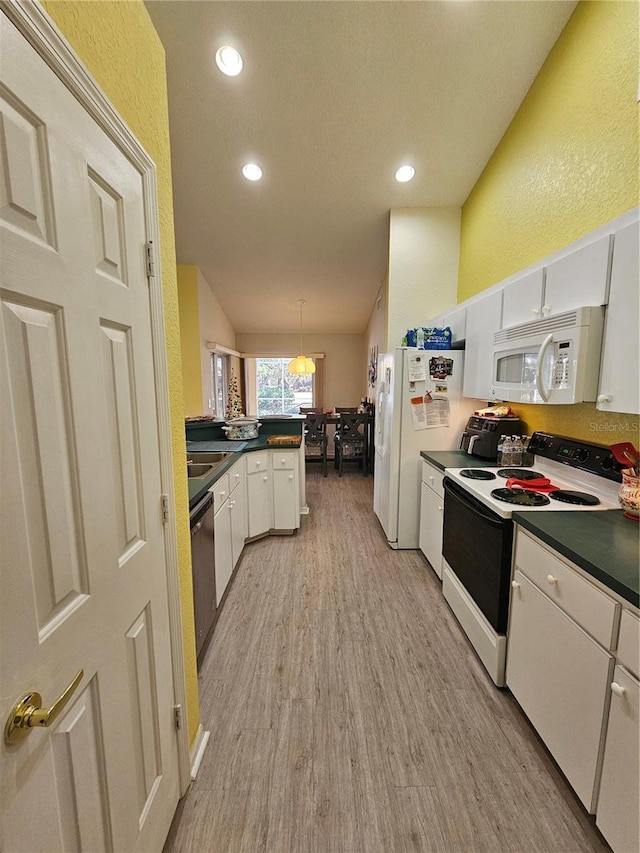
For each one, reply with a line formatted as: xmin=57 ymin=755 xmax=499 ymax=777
xmin=187 ymin=452 xmax=232 ymax=465
xmin=186 ymin=451 xmax=232 ymax=479
xmin=186 ymin=463 xmax=215 ymax=478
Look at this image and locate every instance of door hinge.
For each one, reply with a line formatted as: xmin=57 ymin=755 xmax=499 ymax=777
xmin=145 ymin=240 xmax=155 ymax=278
xmin=174 ymin=704 xmax=182 ymax=730
xmin=161 ymin=494 xmax=170 ymax=525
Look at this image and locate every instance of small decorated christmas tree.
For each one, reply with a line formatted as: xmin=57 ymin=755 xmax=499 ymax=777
xmin=226 ymin=369 xmax=243 ymax=419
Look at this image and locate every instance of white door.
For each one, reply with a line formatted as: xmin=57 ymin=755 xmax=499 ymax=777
xmin=0 ymin=13 xmax=179 ymax=852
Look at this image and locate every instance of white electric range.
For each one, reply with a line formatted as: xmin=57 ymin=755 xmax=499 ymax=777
xmin=440 ymin=432 xmax=622 ymax=686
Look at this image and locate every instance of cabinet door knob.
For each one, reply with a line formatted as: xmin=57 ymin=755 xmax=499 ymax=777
xmin=281 ymin=458 xmax=286 ymax=465
xmin=256 ymin=461 xmax=261 ymax=467
xmin=263 ymin=475 xmax=268 ymax=481
xmin=288 ymin=475 xmax=293 ymax=481
xmin=511 ymin=581 xmax=521 ymax=589
xmin=220 ymin=490 xmax=226 ymax=498
xmin=532 ymin=308 xmax=541 ymax=318
xmin=611 ymin=682 xmax=626 ymax=697
xmin=597 ymin=394 xmax=612 ymax=403
xmin=429 ymin=475 xmax=434 ymax=483
xmin=546 ymin=574 xmax=558 ymax=585
xmin=438 ymin=505 xmax=443 ymax=513
xmin=541 ymin=305 xmax=551 ymax=316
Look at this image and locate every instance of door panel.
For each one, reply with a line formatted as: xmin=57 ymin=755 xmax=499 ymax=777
xmin=0 ymin=13 xmax=179 ymax=851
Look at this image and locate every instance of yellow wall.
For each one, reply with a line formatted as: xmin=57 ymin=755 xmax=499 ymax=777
xmin=42 ymin=0 xmax=200 ymax=745
xmin=177 ymin=265 xmax=203 ymax=414
xmin=459 ymin=1 xmax=639 ymax=444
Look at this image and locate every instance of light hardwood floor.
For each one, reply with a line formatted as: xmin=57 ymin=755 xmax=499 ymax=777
xmin=165 ymin=469 xmax=610 ymax=852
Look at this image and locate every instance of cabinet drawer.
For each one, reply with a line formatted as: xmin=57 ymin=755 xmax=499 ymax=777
xmin=271 ymin=451 xmax=297 ymax=471
xmin=515 ymin=530 xmax=618 ymax=649
xmin=421 ymin=461 xmax=444 ymax=498
xmin=209 ymin=472 xmax=230 ymax=512
xmin=246 ymin=451 xmax=269 ymax=475
xmin=228 ymin=457 xmax=245 ymax=494
xmin=617 ymin=609 xmax=640 ymax=679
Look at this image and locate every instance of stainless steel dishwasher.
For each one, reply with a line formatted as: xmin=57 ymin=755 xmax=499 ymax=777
xmin=189 ymin=492 xmax=217 ymax=663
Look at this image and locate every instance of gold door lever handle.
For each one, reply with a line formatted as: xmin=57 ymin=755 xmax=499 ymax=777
xmin=4 ymin=669 xmax=84 ymax=745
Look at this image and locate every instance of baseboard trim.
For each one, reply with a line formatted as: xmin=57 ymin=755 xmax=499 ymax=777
xmin=189 ymin=725 xmax=210 ymax=780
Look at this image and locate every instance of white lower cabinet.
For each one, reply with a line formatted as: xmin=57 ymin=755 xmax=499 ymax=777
xmin=507 ymin=528 xmax=640 ymax=849
xmin=419 ymin=461 xmax=444 ymax=578
xmin=246 ymin=449 xmax=300 ymax=538
xmin=213 ymin=458 xmax=246 ymax=606
xmin=596 ymin=665 xmax=640 ymax=852
xmin=272 ymin=451 xmax=300 ymax=530
xmin=507 ymin=569 xmax=614 ymax=811
xmin=247 ymin=461 xmax=272 ymax=538
xmin=214 ymin=499 xmax=234 ymax=607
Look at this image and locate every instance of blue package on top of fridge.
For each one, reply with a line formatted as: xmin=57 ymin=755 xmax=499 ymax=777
xmin=402 ymin=326 xmax=452 ymax=349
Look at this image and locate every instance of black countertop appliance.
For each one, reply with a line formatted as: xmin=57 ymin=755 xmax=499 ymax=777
xmin=459 ymin=415 xmax=523 ymax=460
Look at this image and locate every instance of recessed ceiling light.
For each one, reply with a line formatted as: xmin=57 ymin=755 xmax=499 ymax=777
xmin=216 ymin=46 xmax=243 ymax=77
xmin=395 ymin=165 xmax=416 ymax=183
xmin=242 ymin=163 xmax=262 ymax=181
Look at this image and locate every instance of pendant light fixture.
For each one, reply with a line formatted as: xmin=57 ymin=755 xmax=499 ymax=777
xmin=287 ymin=299 xmax=316 ymax=375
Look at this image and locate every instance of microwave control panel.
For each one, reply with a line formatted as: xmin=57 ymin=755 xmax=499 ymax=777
xmin=551 ymin=340 xmax=572 ymax=389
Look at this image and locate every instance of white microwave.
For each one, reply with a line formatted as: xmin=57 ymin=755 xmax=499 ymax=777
xmin=491 ymin=306 xmax=605 ymax=404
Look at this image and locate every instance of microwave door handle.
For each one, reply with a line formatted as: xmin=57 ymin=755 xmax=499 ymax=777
xmin=535 ymin=333 xmax=554 ymax=402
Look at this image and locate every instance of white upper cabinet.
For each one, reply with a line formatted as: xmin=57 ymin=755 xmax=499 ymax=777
xmin=441 ymin=305 xmax=467 ymax=342
xmin=544 ymin=234 xmax=613 ymax=316
xmin=462 ymin=289 xmax=503 ymax=400
xmin=501 ymin=268 xmax=545 ymax=328
xmin=597 ymin=221 xmax=640 ymax=414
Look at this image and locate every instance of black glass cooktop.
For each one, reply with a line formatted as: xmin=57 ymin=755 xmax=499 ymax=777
xmin=460 ymin=469 xmax=497 ymax=480
xmin=549 ymin=490 xmax=600 ymax=506
xmin=497 ymin=469 xmax=544 ymax=480
xmin=491 ymin=488 xmax=551 ymax=506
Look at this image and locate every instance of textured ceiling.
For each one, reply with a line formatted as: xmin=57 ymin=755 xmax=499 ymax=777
xmin=146 ymin=0 xmax=576 ymax=334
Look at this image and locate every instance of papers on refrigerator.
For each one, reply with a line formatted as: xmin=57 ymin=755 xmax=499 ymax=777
xmin=407 ymin=353 xmax=427 ymax=382
xmin=410 ymin=394 xmax=451 ymax=430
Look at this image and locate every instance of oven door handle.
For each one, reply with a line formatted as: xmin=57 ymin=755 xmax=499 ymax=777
xmin=443 ymin=478 xmax=506 ymax=528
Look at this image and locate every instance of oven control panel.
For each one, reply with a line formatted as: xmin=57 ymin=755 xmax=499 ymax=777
xmin=529 ymin=432 xmax=621 ymax=482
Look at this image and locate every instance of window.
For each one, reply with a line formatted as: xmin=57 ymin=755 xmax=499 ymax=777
xmin=255 ymin=358 xmax=313 ymax=415
xmin=210 ymin=352 xmax=229 ymax=417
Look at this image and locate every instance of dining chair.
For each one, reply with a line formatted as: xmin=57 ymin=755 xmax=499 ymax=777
xmin=334 ymin=412 xmax=368 ymax=476
xmin=304 ymin=413 xmax=328 ymax=476
xmin=299 ymin=406 xmax=323 ymax=414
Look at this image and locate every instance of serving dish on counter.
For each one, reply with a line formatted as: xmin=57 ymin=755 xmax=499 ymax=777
xmin=222 ymin=417 xmax=262 ymax=440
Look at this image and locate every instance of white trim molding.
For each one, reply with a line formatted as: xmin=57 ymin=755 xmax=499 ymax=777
xmin=206 ymin=341 xmax=241 ymax=357
xmin=1 ymin=0 xmax=191 ymax=794
xmin=189 ymin=725 xmax=211 ymax=780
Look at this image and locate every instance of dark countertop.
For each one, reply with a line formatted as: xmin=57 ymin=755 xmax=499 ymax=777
xmin=420 ymin=450 xmax=495 ymax=471
xmin=186 ymin=414 xmax=305 ymax=443
xmin=188 ymin=435 xmax=302 ymax=507
xmin=513 ymin=511 xmax=639 ymax=608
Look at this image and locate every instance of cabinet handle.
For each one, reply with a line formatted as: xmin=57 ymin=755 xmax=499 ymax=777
xmin=429 ymin=476 xmax=434 ymax=484
xmin=191 ymin=520 xmax=202 ymax=535
xmin=541 ymin=305 xmax=551 ymax=316
xmin=597 ymin=394 xmax=612 ymax=404
xmin=256 ymin=461 xmax=261 ymax=468
xmin=511 ymin=580 xmax=520 ymax=589
xmin=288 ymin=475 xmax=293 ymax=481
xmin=228 ymin=500 xmax=235 ymax=510
xmin=263 ymin=475 xmax=268 ymax=481
xmin=546 ymin=574 xmax=558 ymax=585
xmin=611 ymin=682 xmax=626 ymax=697
xmin=532 ymin=308 xmax=541 ymax=318
xmin=281 ymin=458 xmax=286 ymax=465
xmin=438 ymin=505 xmax=443 ymax=513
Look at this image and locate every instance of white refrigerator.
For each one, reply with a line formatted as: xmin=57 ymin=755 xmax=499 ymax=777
xmin=373 ymin=347 xmax=475 ymax=549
